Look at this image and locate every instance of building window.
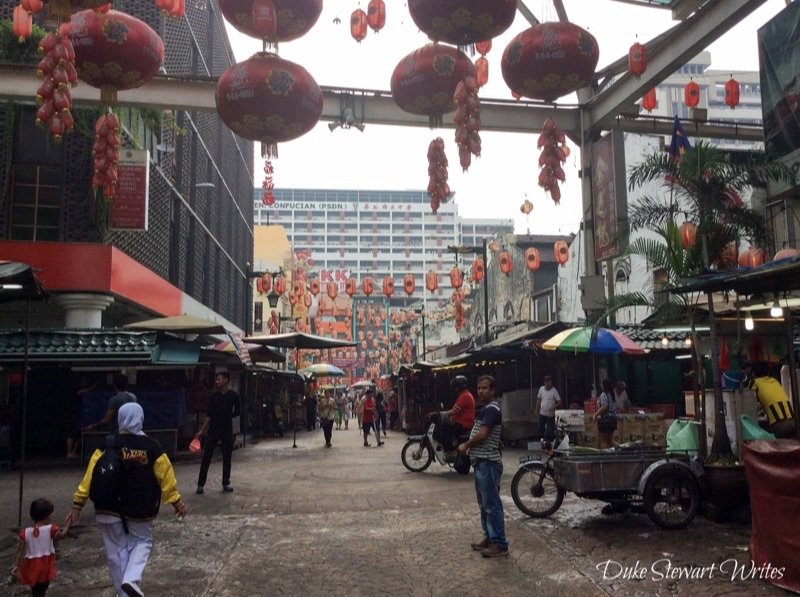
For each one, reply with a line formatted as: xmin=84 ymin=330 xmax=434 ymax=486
xmin=10 ymin=164 xmax=61 ymax=241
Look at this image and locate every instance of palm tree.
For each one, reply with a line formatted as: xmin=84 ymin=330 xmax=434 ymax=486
xmin=609 ymin=140 xmax=795 ymax=460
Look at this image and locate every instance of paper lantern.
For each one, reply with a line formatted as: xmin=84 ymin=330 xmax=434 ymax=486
xmin=498 ymin=251 xmax=513 ymax=274
xmin=274 ymin=275 xmax=286 ymax=294
xmin=216 ymin=52 xmax=322 ymax=155
xmin=66 ymin=9 xmax=164 ymax=105
xmin=425 ymin=270 xmax=438 ymax=292
xmin=449 ymin=266 xmax=463 ymax=289
xmin=738 ymin=248 xmax=767 ymax=268
xmin=217 ymin=0 xmax=322 ymax=42
xmin=327 ymin=281 xmax=338 ymax=300
xmin=383 ymin=276 xmax=395 ymax=297
xmin=403 ymin=274 xmax=415 ymax=296
xmin=366 ymin=0 xmax=385 ymax=33
xmin=684 ymin=80 xmax=700 ymax=108
xmin=408 ymin=0 xmax=516 ymax=46
xmin=293 ymin=279 xmax=305 ymax=296
xmin=471 ymin=258 xmax=484 ymax=282
xmin=554 ymin=240 xmax=569 ymax=266
xmin=520 ymin=199 xmax=533 ymax=214
xmin=502 ymin=22 xmax=599 ymax=102
xmin=350 ymin=8 xmax=367 ymax=42
xmin=362 ymin=277 xmax=374 ymax=296
xmin=628 ymin=41 xmax=646 ymax=76
xmin=303 ymin=292 xmax=312 ymax=307
xmin=12 ymin=5 xmax=32 ymax=43
xmin=774 ymin=247 xmax=800 ymax=261
xmin=309 ymin=278 xmax=320 ymax=296
xmin=391 ymin=44 xmax=476 ymax=126
xmin=679 ymin=221 xmax=697 ymax=250
xmin=724 ymin=77 xmax=740 ymax=109
xmin=261 ymin=272 xmax=273 ymax=293
xmin=642 ymin=88 xmax=657 ymax=112
xmin=524 ymin=247 xmax=541 ymax=272
xmin=345 ymin=278 xmax=357 ymax=296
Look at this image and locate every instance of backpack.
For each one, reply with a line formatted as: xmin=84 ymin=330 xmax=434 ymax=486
xmin=89 ymin=441 xmax=123 ymax=514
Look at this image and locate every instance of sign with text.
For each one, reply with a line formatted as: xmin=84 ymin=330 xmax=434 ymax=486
xmin=111 ymin=149 xmax=150 ymax=231
xmin=592 ymin=131 xmax=627 ymax=262
xmin=227 ymin=331 xmax=253 ymax=367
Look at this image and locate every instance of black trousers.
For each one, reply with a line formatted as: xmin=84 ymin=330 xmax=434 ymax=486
xmin=321 ymin=418 xmax=334 ymax=445
xmin=198 ymin=432 xmax=233 ymax=487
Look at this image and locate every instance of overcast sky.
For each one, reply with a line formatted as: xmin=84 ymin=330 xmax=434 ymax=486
xmin=224 ymin=0 xmax=787 ymax=235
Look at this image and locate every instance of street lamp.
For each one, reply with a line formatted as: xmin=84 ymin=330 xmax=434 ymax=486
xmin=447 ymin=239 xmax=490 ymax=344
xmin=246 ymin=264 xmax=284 ymax=335
xmin=415 ymin=308 xmax=427 ymax=359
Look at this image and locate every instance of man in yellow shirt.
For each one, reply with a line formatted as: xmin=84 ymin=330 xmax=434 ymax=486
xmin=751 ymin=362 xmax=796 ymax=438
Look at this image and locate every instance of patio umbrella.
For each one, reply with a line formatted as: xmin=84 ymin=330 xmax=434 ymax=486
xmin=542 ymin=326 xmax=646 ymax=355
xmin=300 ymin=363 xmax=345 ymax=377
xmin=124 ymin=314 xmax=227 ymax=334
xmin=212 ymin=341 xmax=285 ymax=364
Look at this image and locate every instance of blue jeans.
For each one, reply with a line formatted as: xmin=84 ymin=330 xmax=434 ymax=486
xmin=473 ymin=460 xmax=508 ymax=549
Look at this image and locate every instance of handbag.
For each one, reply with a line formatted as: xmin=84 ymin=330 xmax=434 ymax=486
xmin=189 ymin=438 xmax=202 ymax=454
xmin=597 ymin=413 xmax=617 ymax=433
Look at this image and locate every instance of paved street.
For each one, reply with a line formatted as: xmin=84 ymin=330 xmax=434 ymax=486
xmin=1 ymin=426 xmax=787 ymax=596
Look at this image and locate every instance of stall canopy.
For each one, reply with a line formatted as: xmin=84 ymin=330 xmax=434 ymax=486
xmin=669 ymin=255 xmax=800 ymax=296
xmin=124 ymin=314 xmax=227 ymax=334
xmin=0 ymin=261 xmax=46 ymax=303
xmin=244 ymin=332 xmax=356 ymax=349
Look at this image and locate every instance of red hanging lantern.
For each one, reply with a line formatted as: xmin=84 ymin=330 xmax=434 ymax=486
xmin=449 ymin=266 xmax=463 ymax=289
xmin=345 ymin=278 xmax=357 ymax=296
xmin=498 ymin=251 xmax=513 ymax=274
xmin=408 ymin=0 xmax=516 ymax=45
xmin=350 ymin=8 xmax=367 ymax=42
xmin=216 ymin=53 xmax=323 ymax=156
xmin=628 ymin=41 xmax=646 ymax=76
xmin=66 ymin=10 xmax=165 ymax=106
xmin=774 ymin=247 xmax=800 ymax=261
xmin=502 ymin=22 xmax=599 ymax=102
xmin=423 ymin=270 xmax=437 ymax=292
xmin=475 ymin=39 xmax=492 ymax=55
xmin=403 ymin=274 xmax=415 ymax=296
xmin=724 ymin=76 xmax=740 ymax=109
xmin=367 ymin=0 xmax=386 ymax=33
xmin=684 ymin=79 xmax=700 ymax=108
xmin=256 ymin=277 xmax=264 ymax=294
xmin=383 ymin=276 xmax=395 ymax=297
xmin=217 ymin=0 xmax=322 ymax=42
xmin=293 ymin=279 xmax=305 ymax=297
xmin=362 ymin=277 xmax=374 ymax=296
xmin=524 ymin=247 xmax=541 ymax=272
xmin=679 ymin=221 xmax=697 ymax=249
xmin=261 ymin=272 xmax=273 ymax=293
xmin=309 ymin=278 xmax=320 ymax=296
xmin=471 ymin=258 xmax=484 ymax=282
xmin=738 ymin=247 xmax=767 ymax=268
xmin=21 ymin=0 xmax=43 ymax=13
xmin=304 ymin=292 xmax=312 ymax=307
xmin=327 ymin=281 xmax=338 ymax=300
xmin=391 ymin=44 xmax=476 ymax=126
xmin=12 ymin=5 xmax=32 ymax=43
xmin=554 ymin=240 xmax=569 ymax=266
xmin=274 ymin=275 xmax=286 ymax=295
xmin=642 ymin=88 xmax=657 ymax=112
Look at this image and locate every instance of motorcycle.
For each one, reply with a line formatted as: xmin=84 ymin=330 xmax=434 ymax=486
xmin=401 ymin=414 xmax=471 ymax=474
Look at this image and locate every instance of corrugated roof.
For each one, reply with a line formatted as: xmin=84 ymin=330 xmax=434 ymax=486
xmin=0 ymin=330 xmax=157 ymax=362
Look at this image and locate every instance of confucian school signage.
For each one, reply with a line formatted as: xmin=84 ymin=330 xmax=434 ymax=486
xmin=111 ymin=149 xmax=150 ymax=231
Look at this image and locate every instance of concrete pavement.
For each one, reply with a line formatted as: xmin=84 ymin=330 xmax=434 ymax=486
xmin=0 ymin=425 xmax=786 ymax=596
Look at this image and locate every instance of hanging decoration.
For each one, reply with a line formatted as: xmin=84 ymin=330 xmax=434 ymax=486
xmin=66 ymin=10 xmax=164 ymax=106
xmin=35 ymin=28 xmax=78 ymax=142
xmin=256 ymin=278 xmax=264 ymax=294
xmin=217 ymin=0 xmax=322 ymax=44
xmin=470 ymin=257 xmax=484 ymax=282
xmin=345 ymin=278 xmax=357 ymax=296
xmin=383 ymin=276 xmax=395 ymax=297
xmin=13 ymin=5 xmax=33 ymax=42
xmin=303 ymin=292 xmax=312 ymax=308
xmin=684 ymin=79 xmax=700 ymax=108
xmin=524 ymin=247 xmax=541 ymax=272
xmin=554 ymin=240 xmax=569 ymax=266
xmin=309 ymin=278 xmax=320 ymax=296
xmin=738 ymin=247 xmax=767 ymax=268
xmin=261 ymin=272 xmax=273 ymax=293
xmin=679 ymin=221 xmax=697 ymax=249
xmin=293 ymin=279 xmax=305 ymax=297
xmin=425 ymin=270 xmax=438 ymax=292
xmin=475 ymin=39 xmax=491 ymax=88
xmin=502 ymin=22 xmax=599 ymax=102
xmin=403 ymin=274 xmax=415 ymax=295
xmin=366 ymin=0 xmax=385 ymax=33
xmin=91 ymin=111 xmax=120 ymax=200
xmin=262 ymin=159 xmax=275 ymax=206
xmin=407 ymin=0 xmax=517 ymax=46
xmin=362 ymin=277 xmax=374 ymax=296
xmin=536 ymin=118 xmax=568 ymax=204
xmin=451 ymin=289 xmax=466 ymax=331
xmin=773 ymin=247 xmax=800 ymax=261
xmin=724 ymin=76 xmax=740 ymax=109
xmin=326 ymin=281 xmax=338 ymax=300
xmin=498 ymin=251 xmax=512 ymax=274
xmin=520 ymin=198 xmax=533 ymax=233
xmin=449 ymin=266 xmax=463 ymax=289
xmin=274 ymin=275 xmax=286 ymax=295
xmin=453 ymin=74 xmax=481 ymax=171
xmin=391 ymin=44 xmax=476 ymax=127
xmin=628 ymin=40 xmax=646 ymax=76
xmin=154 ymin=0 xmax=186 ymax=18
xmin=642 ymin=88 xmax=657 ymax=112
xmin=350 ymin=8 xmax=367 ymax=42
xmin=426 ymin=137 xmax=450 ymax=213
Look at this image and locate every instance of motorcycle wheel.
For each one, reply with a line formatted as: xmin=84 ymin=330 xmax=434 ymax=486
xmin=401 ymin=439 xmax=434 ymax=472
xmin=511 ymin=462 xmax=565 ymax=518
xmin=643 ymin=464 xmax=700 ymax=530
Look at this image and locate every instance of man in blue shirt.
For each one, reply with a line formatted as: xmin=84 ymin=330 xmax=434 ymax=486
xmin=457 ymin=374 xmax=508 ymax=558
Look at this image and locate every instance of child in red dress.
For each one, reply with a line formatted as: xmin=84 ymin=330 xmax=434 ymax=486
xmin=11 ymin=498 xmax=63 ymax=597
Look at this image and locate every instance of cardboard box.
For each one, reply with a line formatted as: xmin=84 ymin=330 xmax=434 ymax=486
xmin=556 ymin=409 xmax=585 ymax=431
xmin=645 ymin=419 xmax=667 ymax=447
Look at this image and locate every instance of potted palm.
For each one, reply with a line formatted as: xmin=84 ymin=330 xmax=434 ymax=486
xmin=607 ymin=138 xmax=795 ymax=512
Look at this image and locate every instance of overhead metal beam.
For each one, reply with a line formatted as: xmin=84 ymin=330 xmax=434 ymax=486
xmin=516 ymin=1 xmax=540 ymax=26
xmin=583 ymin=0 xmax=768 ymax=137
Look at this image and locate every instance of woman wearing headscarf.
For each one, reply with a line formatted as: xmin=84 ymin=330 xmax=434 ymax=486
xmin=65 ymin=402 xmax=187 ymax=597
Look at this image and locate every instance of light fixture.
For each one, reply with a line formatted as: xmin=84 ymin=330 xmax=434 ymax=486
xmin=195 ymin=182 xmax=215 ymax=189
xmin=267 ymin=291 xmax=280 ymax=309
xmin=744 ymin=313 xmax=754 ymax=330
xmin=770 ymin=299 xmax=783 ymax=318
xmin=661 ymin=335 xmax=669 ymax=346
xmin=684 ymin=337 xmax=692 ymax=347
xmin=0 ymin=283 xmax=23 ymax=290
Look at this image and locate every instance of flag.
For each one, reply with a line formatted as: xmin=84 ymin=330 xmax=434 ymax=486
xmin=668 ymin=115 xmax=691 ymax=160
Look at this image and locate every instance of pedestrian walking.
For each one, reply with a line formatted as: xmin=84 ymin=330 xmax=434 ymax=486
xmin=83 ymin=373 xmax=137 ymax=437
xmin=318 ymin=390 xmax=336 ymax=447
xmin=11 ymin=498 xmax=64 ymax=597
xmin=375 ymin=391 xmax=388 ymax=437
xmin=361 ymin=389 xmax=383 ymax=447
xmin=387 ymin=391 xmax=399 ymax=430
xmin=195 ymin=371 xmax=241 ymax=494
xmin=334 ymin=392 xmax=346 ymax=430
xmin=64 ymin=402 xmax=187 ymax=597
xmin=457 ymin=375 xmax=509 ymax=558
xmin=534 ymin=375 xmax=562 ymax=444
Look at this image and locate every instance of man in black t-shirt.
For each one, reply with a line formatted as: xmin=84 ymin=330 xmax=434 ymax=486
xmin=195 ymin=371 xmax=241 ymax=494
